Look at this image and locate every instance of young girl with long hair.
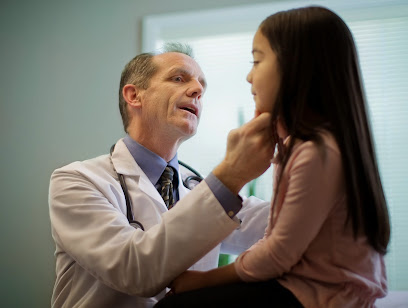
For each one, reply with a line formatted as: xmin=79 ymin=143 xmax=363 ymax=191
xmin=155 ymin=5 xmax=390 ymax=308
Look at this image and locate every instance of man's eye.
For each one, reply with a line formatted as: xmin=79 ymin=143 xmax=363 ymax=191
xmin=173 ymin=76 xmax=183 ymax=82
xmin=250 ymin=61 xmax=260 ymax=66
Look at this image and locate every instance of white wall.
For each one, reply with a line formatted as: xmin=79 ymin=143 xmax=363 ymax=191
xmin=0 ymin=0 xmax=278 ymax=306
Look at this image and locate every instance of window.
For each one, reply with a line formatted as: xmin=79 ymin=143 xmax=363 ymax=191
xmin=143 ymin=0 xmax=408 ymax=290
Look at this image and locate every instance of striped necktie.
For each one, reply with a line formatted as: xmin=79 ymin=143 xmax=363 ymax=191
xmin=159 ymin=166 xmax=175 ymax=209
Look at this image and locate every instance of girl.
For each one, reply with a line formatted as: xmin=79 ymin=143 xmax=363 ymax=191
xmin=155 ymin=5 xmax=390 ymax=308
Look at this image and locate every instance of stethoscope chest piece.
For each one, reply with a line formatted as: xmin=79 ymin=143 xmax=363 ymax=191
xmin=129 ymin=220 xmax=144 ymax=231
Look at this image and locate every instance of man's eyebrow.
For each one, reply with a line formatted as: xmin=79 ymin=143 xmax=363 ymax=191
xmin=168 ymin=67 xmax=189 ymax=76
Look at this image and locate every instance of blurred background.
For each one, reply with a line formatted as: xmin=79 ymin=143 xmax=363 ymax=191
xmin=1 ymin=0 xmax=407 ymax=306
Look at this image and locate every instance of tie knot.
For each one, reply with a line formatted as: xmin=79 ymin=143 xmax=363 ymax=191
xmin=159 ymin=166 xmax=175 ymax=209
xmin=160 ymin=166 xmax=174 ymax=184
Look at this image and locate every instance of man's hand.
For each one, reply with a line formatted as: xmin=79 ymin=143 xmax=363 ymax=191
xmin=213 ymin=112 xmax=276 ymax=194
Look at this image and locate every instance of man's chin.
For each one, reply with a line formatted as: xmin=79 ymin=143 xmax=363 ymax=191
xmin=171 ymin=118 xmax=198 ymax=140
xmin=183 ymin=129 xmax=197 ymax=139
xmin=178 ymin=126 xmax=197 ymax=141
xmin=180 ymin=120 xmax=198 ymax=135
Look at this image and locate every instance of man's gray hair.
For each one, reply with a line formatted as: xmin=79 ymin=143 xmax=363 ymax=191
xmin=118 ymin=42 xmax=194 ymax=132
xmin=160 ymin=42 xmax=194 ymax=58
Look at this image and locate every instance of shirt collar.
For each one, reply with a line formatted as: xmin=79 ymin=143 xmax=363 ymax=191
xmin=123 ymin=135 xmax=179 ymax=186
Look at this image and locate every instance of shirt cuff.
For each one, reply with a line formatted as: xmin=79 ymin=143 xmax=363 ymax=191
xmin=205 ymin=172 xmax=242 ymax=218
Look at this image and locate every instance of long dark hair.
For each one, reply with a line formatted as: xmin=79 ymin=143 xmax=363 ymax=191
xmin=261 ymin=6 xmax=390 ymax=254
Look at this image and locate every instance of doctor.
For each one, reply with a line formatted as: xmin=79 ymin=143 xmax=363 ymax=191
xmin=49 ymin=43 xmax=274 ymax=308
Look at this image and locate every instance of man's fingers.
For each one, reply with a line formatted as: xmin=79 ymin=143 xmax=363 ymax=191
xmin=245 ymin=112 xmax=272 ymax=131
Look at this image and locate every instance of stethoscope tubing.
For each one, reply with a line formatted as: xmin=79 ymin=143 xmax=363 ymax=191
xmin=109 ymin=143 xmax=203 ymax=231
xmin=110 ymin=144 xmax=145 ymax=230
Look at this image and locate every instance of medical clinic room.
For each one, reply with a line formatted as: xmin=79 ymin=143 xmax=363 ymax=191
xmin=1 ymin=0 xmax=407 ymax=307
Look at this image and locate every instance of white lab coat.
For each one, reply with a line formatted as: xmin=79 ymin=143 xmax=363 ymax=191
xmin=49 ymin=139 xmax=269 ymax=308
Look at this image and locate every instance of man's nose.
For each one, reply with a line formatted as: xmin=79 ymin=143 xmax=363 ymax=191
xmin=187 ymin=79 xmax=204 ymax=99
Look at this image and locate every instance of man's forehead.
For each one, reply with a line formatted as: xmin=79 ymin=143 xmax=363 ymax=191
xmin=154 ymin=52 xmax=206 ymax=79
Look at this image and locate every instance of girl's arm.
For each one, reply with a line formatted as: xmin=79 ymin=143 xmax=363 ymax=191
xmin=170 ymin=263 xmax=242 ymax=294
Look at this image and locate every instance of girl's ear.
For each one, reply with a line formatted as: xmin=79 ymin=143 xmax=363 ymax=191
xmin=122 ymin=84 xmax=142 ymax=108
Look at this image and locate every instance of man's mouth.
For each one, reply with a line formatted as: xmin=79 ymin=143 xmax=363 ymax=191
xmin=180 ymin=106 xmax=198 ymax=116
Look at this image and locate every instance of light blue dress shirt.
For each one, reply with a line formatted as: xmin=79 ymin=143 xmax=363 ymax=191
xmin=123 ymin=135 xmax=241 ymax=217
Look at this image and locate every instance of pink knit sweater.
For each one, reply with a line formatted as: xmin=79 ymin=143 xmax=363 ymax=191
xmin=234 ymin=132 xmax=387 ymax=308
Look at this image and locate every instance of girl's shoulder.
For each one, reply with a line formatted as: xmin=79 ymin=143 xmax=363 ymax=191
xmin=289 ymin=130 xmax=341 ymax=167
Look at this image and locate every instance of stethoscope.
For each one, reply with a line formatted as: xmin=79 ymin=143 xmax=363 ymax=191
xmin=109 ymin=144 xmax=203 ymax=231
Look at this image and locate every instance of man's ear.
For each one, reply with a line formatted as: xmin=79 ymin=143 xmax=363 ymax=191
xmin=122 ymin=84 xmax=142 ymax=108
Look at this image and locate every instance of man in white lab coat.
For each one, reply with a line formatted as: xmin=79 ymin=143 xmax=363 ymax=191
xmin=49 ymin=43 xmax=274 ymax=308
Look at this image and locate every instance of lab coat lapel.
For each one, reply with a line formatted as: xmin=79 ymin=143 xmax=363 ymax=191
xmin=111 ymin=139 xmax=166 ymax=208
